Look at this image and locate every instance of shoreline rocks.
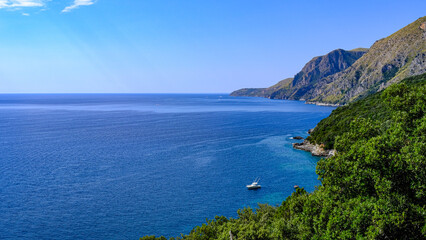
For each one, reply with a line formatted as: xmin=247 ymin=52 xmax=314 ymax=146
xmin=293 ymin=140 xmax=336 ymax=158
xmin=293 ymin=136 xmax=304 ymax=140
xmin=305 ymin=101 xmax=341 ymax=107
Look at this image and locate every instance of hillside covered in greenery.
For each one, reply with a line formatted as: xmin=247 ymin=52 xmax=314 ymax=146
xmin=308 ymin=73 xmax=426 ymax=149
xmin=142 ymin=73 xmax=426 ymax=239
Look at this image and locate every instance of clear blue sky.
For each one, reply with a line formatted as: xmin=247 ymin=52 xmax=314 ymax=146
xmin=0 ymin=0 xmax=425 ymax=93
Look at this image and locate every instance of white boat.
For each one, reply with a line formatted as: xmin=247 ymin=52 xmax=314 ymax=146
xmin=246 ymin=178 xmax=261 ymax=190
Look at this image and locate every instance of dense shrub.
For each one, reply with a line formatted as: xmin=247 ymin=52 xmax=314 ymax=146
xmin=141 ymin=73 xmax=426 ymax=240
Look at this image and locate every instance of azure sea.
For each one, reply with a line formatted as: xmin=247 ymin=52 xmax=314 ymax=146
xmin=0 ymin=94 xmax=334 ymax=239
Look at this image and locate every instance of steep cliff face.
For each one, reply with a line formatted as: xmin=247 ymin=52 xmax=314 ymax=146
xmin=231 ymin=16 xmax=426 ymax=105
xmin=231 ymin=49 xmax=366 ymax=100
xmin=308 ymin=16 xmax=426 ymax=104
xmin=273 ymin=49 xmax=367 ymax=100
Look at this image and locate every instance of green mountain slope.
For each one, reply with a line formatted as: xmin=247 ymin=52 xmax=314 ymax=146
xmin=230 ymin=77 xmax=293 ymax=98
xmin=142 ymin=73 xmax=426 ymax=240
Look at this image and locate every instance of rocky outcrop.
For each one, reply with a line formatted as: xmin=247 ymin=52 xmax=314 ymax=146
xmin=293 ymin=140 xmax=336 ymax=158
xmin=280 ymin=49 xmax=366 ymax=100
xmin=231 ymin=48 xmax=367 ymax=99
xmin=232 ymin=49 xmax=367 ymax=99
xmin=305 ymin=101 xmax=341 ymax=107
xmin=292 ymin=136 xmax=304 ymax=140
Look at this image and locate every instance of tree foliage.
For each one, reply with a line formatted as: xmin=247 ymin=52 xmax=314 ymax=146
xmin=141 ymin=73 xmax=426 ymax=240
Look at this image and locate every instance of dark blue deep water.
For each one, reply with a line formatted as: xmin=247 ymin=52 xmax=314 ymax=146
xmin=0 ymin=94 xmax=335 ymax=239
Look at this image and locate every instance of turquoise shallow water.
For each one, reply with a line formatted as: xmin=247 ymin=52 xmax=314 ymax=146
xmin=0 ymin=94 xmax=334 ymax=239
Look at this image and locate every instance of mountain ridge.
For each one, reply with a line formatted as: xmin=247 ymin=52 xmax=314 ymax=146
xmin=231 ymin=48 xmax=367 ymax=102
xmin=231 ymin=16 xmax=426 ymax=105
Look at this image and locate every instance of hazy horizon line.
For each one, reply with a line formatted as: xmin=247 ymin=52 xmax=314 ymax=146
xmin=0 ymin=92 xmax=232 ymax=95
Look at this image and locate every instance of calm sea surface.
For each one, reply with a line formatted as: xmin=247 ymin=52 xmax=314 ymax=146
xmin=0 ymin=94 xmax=335 ymax=239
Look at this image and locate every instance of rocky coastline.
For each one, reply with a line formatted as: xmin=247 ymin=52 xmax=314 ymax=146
xmin=292 ymin=139 xmax=336 ymax=158
xmin=305 ymin=101 xmax=341 ymax=107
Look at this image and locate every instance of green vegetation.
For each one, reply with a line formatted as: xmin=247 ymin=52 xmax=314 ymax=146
xmin=350 ymin=48 xmax=370 ymax=52
xmin=229 ymin=87 xmax=268 ymax=97
xmin=308 ymin=73 xmax=426 ymax=149
xmin=142 ymin=73 xmax=426 ymax=239
xmin=230 ymin=78 xmax=294 ymax=98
